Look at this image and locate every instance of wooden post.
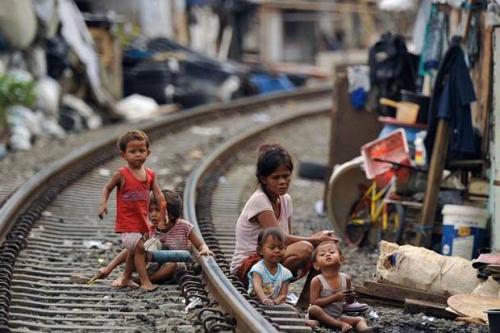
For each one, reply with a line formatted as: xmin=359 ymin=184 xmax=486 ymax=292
xmin=480 ymin=27 xmax=494 ymax=154
xmin=417 ymin=120 xmax=450 ymax=246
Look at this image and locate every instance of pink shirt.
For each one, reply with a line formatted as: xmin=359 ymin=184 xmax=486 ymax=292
xmin=156 ymin=219 xmax=193 ymax=250
xmin=230 ymin=188 xmax=292 ymax=272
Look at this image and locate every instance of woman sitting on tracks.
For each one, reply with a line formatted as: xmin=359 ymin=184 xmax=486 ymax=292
xmin=230 ymin=144 xmax=338 ymax=287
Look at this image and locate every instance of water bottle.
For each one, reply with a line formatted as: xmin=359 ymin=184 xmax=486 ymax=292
xmin=414 ymin=131 xmax=427 ymax=167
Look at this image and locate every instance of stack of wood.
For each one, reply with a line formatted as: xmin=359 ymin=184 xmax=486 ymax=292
xmin=355 ymin=281 xmax=454 ymax=319
xmin=355 ymin=280 xmax=500 ymax=325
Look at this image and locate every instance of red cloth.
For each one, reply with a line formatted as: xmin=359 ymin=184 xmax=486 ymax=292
xmin=115 ymin=167 xmax=154 ymax=233
xmin=234 ymin=253 xmax=261 ymax=288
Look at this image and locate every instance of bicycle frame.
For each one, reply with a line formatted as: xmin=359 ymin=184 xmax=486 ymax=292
xmin=351 ymin=177 xmax=397 ymax=231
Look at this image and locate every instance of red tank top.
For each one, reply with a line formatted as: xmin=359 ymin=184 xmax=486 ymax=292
xmin=115 ymin=167 xmax=154 ymax=233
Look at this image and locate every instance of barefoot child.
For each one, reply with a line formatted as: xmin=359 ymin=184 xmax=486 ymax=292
xmin=247 ymin=227 xmax=292 ymax=305
xmin=308 ymin=242 xmax=379 ymax=333
xmin=147 ymin=189 xmax=213 ymax=283
xmin=98 ymin=130 xmax=166 ymax=291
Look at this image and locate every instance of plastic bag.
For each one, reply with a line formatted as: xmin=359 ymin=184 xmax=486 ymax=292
xmin=376 ymin=241 xmax=480 ymax=295
xmin=347 ymin=65 xmax=370 ymax=110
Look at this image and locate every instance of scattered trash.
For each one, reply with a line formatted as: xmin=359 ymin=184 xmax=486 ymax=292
xmin=158 ymin=168 xmax=170 ymax=176
xmin=35 ymin=77 xmax=61 ymax=116
xmin=251 ymin=113 xmax=271 ymax=123
xmin=115 ymin=94 xmax=159 ymax=121
xmin=189 ymin=149 xmax=204 ymax=160
xmin=63 ymin=240 xmax=73 ymax=246
xmin=218 ymin=176 xmax=227 ymax=185
xmin=422 ymin=315 xmax=435 ymax=322
xmin=83 ymin=240 xmax=112 ymax=250
xmin=314 ymin=200 xmax=324 ymax=216
xmin=184 ymin=297 xmax=202 ymax=312
xmin=42 ymin=211 xmax=52 ymax=217
xmin=99 ymin=168 xmax=111 ymax=177
xmin=286 ymin=293 xmax=299 ymax=305
xmin=190 ymin=126 xmax=222 ymax=136
xmin=368 ymin=310 xmax=379 ymax=319
xmin=97 ymin=258 xmax=106 ymax=265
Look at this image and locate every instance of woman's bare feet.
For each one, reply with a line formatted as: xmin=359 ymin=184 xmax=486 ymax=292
xmin=359 ymin=326 xmax=381 ymax=333
xmin=110 ymin=277 xmax=139 ymax=288
xmin=140 ymin=281 xmax=158 ymax=292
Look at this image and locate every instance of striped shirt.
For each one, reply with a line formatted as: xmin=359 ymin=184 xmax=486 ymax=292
xmin=155 ymin=219 xmax=193 ymax=250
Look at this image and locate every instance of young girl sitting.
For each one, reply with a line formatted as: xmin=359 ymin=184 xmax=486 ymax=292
xmin=308 ymin=241 xmax=379 ymax=333
xmin=247 ymin=228 xmax=293 ymax=305
xmin=89 ymin=190 xmax=212 ymax=284
xmin=147 ymin=189 xmax=213 ymax=283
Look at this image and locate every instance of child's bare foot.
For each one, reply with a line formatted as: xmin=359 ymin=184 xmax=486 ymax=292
xmin=340 ymin=323 xmax=354 ymax=333
xmin=359 ymin=326 xmax=381 ymax=333
xmin=304 ymin=319 xmax=319 ymax=328
xmin=140 ymin=281 xmax=158 ymax=292
xmin=110 ymin=277 xmax=138 ymax=288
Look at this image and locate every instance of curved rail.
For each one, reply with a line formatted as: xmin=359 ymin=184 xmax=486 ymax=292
xmin=0 ymin=86 xmax=331 ymax=331
xmin=0 ymin=85 xmax=331 ymax=244
xmin=184 ymin=104 xmax=330 ymax=332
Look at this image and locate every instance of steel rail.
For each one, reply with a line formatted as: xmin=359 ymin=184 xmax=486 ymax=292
xmin=184 ymin=104 xmax=330 ymax=332
xmin=0 ymin=86 xmax=331 ymax=331
xmin=0 ymin=85 xmax=331 ymax=244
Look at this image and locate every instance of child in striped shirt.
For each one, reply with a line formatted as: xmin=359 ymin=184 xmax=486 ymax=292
xmin=147 ymin=189 xmax=213 ymax=283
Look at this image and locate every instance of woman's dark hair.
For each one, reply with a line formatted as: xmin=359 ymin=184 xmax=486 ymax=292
xmin=256 ymin=144 xmax=293 ymax=194
xmin=257 ymin=227 xmax=286 ymax=255
xmin=150 ymin=189 xmax=182 ymax=222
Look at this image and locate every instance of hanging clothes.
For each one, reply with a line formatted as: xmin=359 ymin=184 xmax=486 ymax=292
xmin=424 ymin=36 xmax=479 ymax=162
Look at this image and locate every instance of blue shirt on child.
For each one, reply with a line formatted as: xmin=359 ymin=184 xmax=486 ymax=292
xmin=247 ymin=259 xmax=293 ymax=299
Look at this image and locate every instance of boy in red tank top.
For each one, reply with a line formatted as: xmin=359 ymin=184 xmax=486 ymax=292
xmin=98 ymin=130 xmax=166 ymax=291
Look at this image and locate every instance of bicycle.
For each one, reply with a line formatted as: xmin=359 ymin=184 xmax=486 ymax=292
xmin=344 ymin=158 xmax=425 ymax=247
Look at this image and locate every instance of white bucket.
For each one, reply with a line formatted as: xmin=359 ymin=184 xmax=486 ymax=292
xmin=441 ymin=205 xmax=489 ymax=260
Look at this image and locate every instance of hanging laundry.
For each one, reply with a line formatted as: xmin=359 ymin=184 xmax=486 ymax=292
xmin=424 ymin=37 xmax=480 ymax=161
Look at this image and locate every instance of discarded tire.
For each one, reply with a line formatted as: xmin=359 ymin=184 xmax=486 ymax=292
xmin=298 ymin=161 xmax=328 ymax=181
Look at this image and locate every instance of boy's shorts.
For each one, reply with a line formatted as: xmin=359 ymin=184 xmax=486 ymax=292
xmin=121 ymin=232 xmax=143 ymax=250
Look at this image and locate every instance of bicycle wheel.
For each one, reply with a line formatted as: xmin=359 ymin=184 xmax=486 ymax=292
xmin=345 ymin=195 xmax=371 ymax=246
xmin=381 ymin=204 xmax=405 ymax=244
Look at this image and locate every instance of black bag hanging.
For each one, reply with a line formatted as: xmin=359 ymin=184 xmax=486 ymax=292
xmin=368 ymin=32 xmax=418 ymax=116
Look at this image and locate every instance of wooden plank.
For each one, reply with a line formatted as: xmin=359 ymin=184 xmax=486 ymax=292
xmin=417 ymin=120 xmax=450 ymax=246
xmin=479 ymin=26 xmax=494 ymax=154
xmin=357 ymin=281 xmax=449 ymax=304
xmin=405 ymin=298 xmax=457 ymax=319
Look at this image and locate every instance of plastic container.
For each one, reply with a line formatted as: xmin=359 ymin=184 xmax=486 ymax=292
xmin=441 ymin=205 xmax=489 ymax=260
xmin=485 ymin=309 xmax=500 ymax=332
xmin=361 ymin=129 xmax=410 ymax=179
xmin=414 ymin=131 xmax=427 ymax=167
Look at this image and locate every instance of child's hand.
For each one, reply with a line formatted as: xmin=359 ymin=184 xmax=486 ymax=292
xmin=273 ymin=295 xmax=286 ymax=304
xmin=333 ymin=290 xmax=350 ymax=302
xmin=260 ymin=297 xmax=274 ymax=306
xmin=198 ymin=245 xmax=213 ymax=257
xmin=98 ymin=205 xmax=108 ymax=220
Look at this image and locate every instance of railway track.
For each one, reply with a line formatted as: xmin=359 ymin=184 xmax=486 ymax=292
xmin=0 ymin=86 xmax=332 ymax=332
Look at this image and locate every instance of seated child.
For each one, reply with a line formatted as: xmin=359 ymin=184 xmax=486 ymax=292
xmin=147 ymin=189 xmax=212 ymax=283
xmin=90 ymin=190 xmax=212 ymax=285
xmin=308 ymin=241 xmax=379 ymax=333
xmin=247 ymin=228 xmax=292 ymax=305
